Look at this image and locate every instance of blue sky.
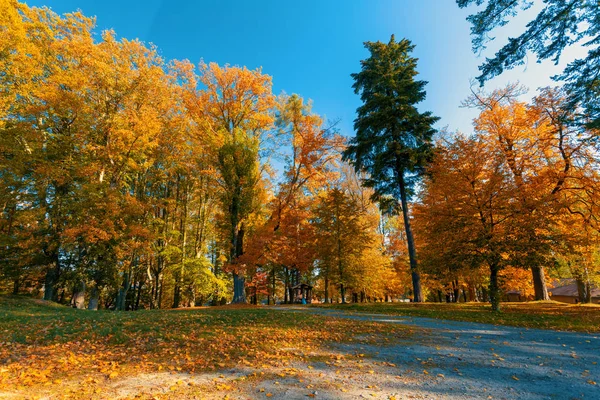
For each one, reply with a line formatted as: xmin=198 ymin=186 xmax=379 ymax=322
xmin=26 ymin=0 xmax=584 ymax=138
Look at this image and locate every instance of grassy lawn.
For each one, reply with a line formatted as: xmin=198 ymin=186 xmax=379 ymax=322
xmin=0 ymin=296 xmax=414 ymax=399
xmin=313 ymin=301 xmax=600 ymax=333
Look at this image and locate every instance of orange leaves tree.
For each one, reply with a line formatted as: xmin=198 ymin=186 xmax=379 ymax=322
xmin=1 ymin=2 xmax=399 ymax=308
xmin=194 ymin=62 xmax=276 ymax=304
xmin=417 ymin=135 xmax=517 ymax=311
xmin=417 ymin=85 xmax=600 ymax=309
xmin=465 ymin=84 xmax=599 ymax=301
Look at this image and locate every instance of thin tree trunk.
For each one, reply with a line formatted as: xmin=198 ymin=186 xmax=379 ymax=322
xmin=135 ymin=280 xmax=143 ymax=310
xmin=398 ymin=174 xmax=423 ymax=302
xmin=88 ymin=285 xmax=99 ymax=310
xmin=173 ymin=197 xmax=188 ymax=308
xmin=43 ymin=252 xmax=60 ymax=301
xmin=231 ymin=219 xmax=246 ymax=303
xmin=452 ymin=279 xmax=459 ymax=303
xmin=284 ymin=267 xmax=289 ymax=304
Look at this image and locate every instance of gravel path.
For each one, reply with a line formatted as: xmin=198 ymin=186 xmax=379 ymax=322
xmin=267 ymin=306 xmax=600 ymax=399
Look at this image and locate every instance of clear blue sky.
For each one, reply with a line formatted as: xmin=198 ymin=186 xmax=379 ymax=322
xmin=25 ymin=0 xmax=582 ymax=137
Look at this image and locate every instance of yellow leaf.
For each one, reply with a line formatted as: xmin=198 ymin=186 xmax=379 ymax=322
xmin=512 ymin=376 xmax=519 ymax=381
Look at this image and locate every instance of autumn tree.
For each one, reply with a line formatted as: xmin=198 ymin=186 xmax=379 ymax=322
xmin=465 ymin=84 xmax=599 ymax=300
xmin=313 ymin=187 xmax=372 ymax=303
xmin=195 ymin=63 xmax=275 ymax=303
xmin=343 ymin=35 xmax=439 ymax=302
xmin=418 ymin=135 xmax=517 ymax=311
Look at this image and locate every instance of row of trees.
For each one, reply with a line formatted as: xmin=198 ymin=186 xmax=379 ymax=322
xmin=0 ymin=1 xmax=410 ymax=309
xmin=1 ymin=1 xmax=599 ymax=311
xmin=417 ymin=86 xmax=600 ymax=310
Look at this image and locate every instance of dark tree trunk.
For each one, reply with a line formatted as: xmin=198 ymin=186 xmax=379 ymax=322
xmin=489 ymin=264 xmax=500 ymax=312
xmin=13 ymin=279 xmax=19 ymax=295
xmin=43 ymin=252 xmax=60 ymax=302
xmin=173 ymin=197 xmax=188 ymax=309
xmin=231 ymin=224 xmax=246 ymax=304
xmin=481 ymin=285 xmax=489 ymax=303
xmin=398 ymin=174 xmax=423 ymax=302
xmin=531 ymin=266 xmax=550 ymax=300
xmin=135 ymin=280 xmax=143 ymax=310
xmin=117 ymin=271 xmax=131 ymax=311
xmin=288 ymin=284 xmax=295 ymax=303
xmin=284 ymin=267 xmax=289 ymax=304
xmin=468 ymin=284 xmax=477 ymax=302
xmin=452 ymin=280 xmax=459 ymax=303
xmin=340 ymin=283 xmax=346 ymax=304
xmin=88 ymin=285 xmax=99 ymax=310
xmin=324 ymin=275 xmax=329 ymax=304
xmin=437 ymin=290 xmax=443 ymax=303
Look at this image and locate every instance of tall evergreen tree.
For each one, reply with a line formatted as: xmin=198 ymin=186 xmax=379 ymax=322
xmin=343 ymin=35 xmax=439 ymax=302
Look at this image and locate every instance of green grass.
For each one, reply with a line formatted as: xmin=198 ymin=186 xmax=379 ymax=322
xmin=312 ymin=300 xmax=600 ymax=333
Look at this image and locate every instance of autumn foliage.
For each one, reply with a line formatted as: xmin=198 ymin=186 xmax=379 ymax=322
xmin=2 ymin=1 xmax=599 ymax=312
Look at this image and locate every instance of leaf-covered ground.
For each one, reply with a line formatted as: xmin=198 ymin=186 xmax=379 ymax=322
xmin=0 ymin=296 xmax=415 ymax=399
xmin=2 ymin=297 xmax=600 ymax=399
xmin=313 ymin=301 xmax=600 ymax=333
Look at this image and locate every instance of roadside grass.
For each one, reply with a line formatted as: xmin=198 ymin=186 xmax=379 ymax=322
xmin=0 ymin=295 xmax=415 ymax=398
xmin=312 ymin=300 xmax=600 ymax=333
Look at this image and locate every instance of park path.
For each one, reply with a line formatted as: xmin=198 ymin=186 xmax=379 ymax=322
xmin=269 ymin=306 xmax=600 ymax=399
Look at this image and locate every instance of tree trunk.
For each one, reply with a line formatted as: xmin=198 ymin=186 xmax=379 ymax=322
xmin=489 ymin=264 xmax=500 ymax=312
xmin=173 ymin=192 xmax=188 ymax=309
xmin=158 ymin=273 xmax=164 ymax=308
xmin=73 ymin=280 xmax=86 ymax=309
xmin=232 ymin=273 xmax=245 ymax=303
xmin=135 ymin=280 xmax=143 ymax=310
xmin=452 ymin=279 xmax=459 ymax=303
xmin=117 ymin=272 xmax=130 ymax=311
xmin=324 ymin=275 xmax=329 ymax=304
xmin=231 ymin=224 xmax=246 ymax=303
xmin=576 ymin=278 xmax=586 ymax=303
xmin=13 ymin=279 xmax=19 ymax=295
xmin=284 ymin=268 xmax=289 ymax=304
xmin=340 ymin=283 xmax=346 ymax=304
xmin=398 ymin=174 xmax=423 ymax=302
xmin=88 ymin=286 xmax=99 ymax=310
xmin=531 ymin=266 xmax=549 ymax=300
xmin=43 ymin=252 xmax=60 ymax=302
xmin=468 ymin=284 xmax=477 ymax=302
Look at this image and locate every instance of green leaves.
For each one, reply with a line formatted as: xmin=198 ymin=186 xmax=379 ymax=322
xmin=343 ymin=35 xmax=439 ymax=201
